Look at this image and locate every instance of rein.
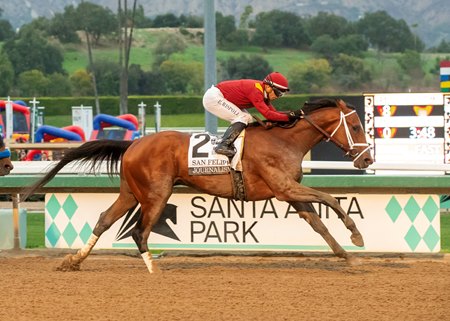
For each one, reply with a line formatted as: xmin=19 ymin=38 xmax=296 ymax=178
xmin=300 ymin=109 xmax=370 ymax=162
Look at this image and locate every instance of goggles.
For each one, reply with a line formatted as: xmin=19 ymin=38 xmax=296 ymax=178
xmin=272 ymin=86 xmax=287 ymax=97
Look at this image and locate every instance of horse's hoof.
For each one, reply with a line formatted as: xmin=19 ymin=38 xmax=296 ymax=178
xmin=149 ymin=261 xmax=162 ymax=274
xmin=346 ymin=255 xmax=361 ymax=266
xmin=56 ymin=254 xmax=81 ymax=272
xmin=351 ymin=233 xmax=364 ymax=247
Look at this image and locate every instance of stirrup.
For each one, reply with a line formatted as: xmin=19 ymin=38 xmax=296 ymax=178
xmin=214 ymin=145 xmax=236 ymax=157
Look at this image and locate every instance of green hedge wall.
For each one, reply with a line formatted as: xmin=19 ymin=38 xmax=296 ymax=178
xmin=14 ymin=94 xmax=355 ymax=116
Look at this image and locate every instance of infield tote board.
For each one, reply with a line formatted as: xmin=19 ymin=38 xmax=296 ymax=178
xmin=45 ymin=193 xmax=440 ymax=253
xmin=364 ymin=93 xmax=450 ymax=175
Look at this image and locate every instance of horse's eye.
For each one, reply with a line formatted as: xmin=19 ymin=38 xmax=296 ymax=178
xmin=352 ymin=125 xmax=360 ymax=132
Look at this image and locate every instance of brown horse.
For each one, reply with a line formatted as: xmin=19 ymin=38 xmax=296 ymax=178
xmin=0 ymin=136 xmax=13 ymax=176
xmin=22 ymin=98 xmax=373 ymax=273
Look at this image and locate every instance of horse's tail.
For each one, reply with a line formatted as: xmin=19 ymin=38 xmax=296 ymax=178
xmin=21 ymin=139 xmax=133 ymax=201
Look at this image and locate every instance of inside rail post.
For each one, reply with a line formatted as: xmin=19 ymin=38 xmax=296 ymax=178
xmin=12 ymin=193 xmax=21 ymax=251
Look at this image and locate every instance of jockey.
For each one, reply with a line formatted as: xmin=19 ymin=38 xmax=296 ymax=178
xmin=203 ymin=71 xmax=291 ymax=157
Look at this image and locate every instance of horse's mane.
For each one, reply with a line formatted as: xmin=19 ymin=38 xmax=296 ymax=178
xmin=302 ymin=98 xmax=355 ymax=115
xmin=248 ymin=98 xmax=355 ymax=129
xmin=0 ymin=136 xmax=4 ymax=148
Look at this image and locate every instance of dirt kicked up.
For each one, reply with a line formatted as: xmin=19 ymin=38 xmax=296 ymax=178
xmin=0 ymin=250 xmax=448 ymax=321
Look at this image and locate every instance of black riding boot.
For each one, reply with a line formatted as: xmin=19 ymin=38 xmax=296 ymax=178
xmin=214 ymin=122 xmax=247 ymax=157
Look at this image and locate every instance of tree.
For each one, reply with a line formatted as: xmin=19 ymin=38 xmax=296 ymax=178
xmin=153 ymin=33 xmax=187 ymax=67
xmin=46 ymin=73 xmax=72 ymax=96
xmin=159 ymin=60 xmax=203 ymax=94
xmin=215 ymin=12 xmax=237 ymax=48
xmin=70 ymin=69 xmax=94 ymax=96
xmin=221 ymin=54 xmax=272 ymax=80
xmin=239 ymin=5 xmax=253 ymax=29
xmin=0 ymin=19 xmax=14 ymax=41
xmin=75 ymin=2 xmax=118 ymax=45
xmin=0 ymin=50 xmax=14 ymax=96
xmin=153 ymin=13 xmax=180 ymax=27
xmin=3 ymin=28 xmax=64 ymax=76
xmin=356 ymin=11 xmax=424 ymax=52
xmin=287 ymin=59 xmax=331 ymax=93
xmin=49 ymin=10 xmax=80 ymax=43
xmin=89 ymin=60 xmax=121 ymax=95
xmin=17 ymin=70 xmax=50 ymax=96
xmin=252 ymin=10 xmax=310 ymax=49
xmin=306 ymin=12 xmax=352 ymax=42
xmin=396 ymin=50 xmax=424 ymax=80
xmin=332 ymin=54 xmax=371 ymax=90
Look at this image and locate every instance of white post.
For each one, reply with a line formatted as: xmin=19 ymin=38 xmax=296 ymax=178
xmin=138 ymin=101 xmax=147 ymax=136
xmin=29 ymin=97 xmax=40 ymax=143
xmin=5 ymin=96 xmax=13 ymax=141
xmin=72 ymin=105 xmax=93 ymax=140
xmin=154 ymin=101 xmax=161 ymax=133
xmin=37 ymin=106 xmax=45 ymax=128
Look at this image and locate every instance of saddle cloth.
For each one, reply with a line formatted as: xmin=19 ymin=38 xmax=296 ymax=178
xmin=188 ymin=131 xmax=245 ymax=175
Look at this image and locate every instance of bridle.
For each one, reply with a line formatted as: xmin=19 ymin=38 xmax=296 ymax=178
xmin=301 ymin=109 xmax=371 ymax=162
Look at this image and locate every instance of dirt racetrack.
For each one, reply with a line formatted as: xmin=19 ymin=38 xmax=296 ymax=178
xmin=0 ymin=250 xmax=448 ymax=321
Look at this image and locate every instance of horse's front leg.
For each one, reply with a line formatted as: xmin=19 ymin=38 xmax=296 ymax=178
xmin=273 ymin=183 xmax=364 ymax=247
xmin=289 ymin=202 xmax=360 ymax=265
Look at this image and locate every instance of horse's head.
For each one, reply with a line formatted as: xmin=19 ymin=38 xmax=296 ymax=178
xmin=302 ymin=98 xmax=373 ymax=169
xmin=330 ymin=99 xmax=373 ymax=169
xmin=0 ymin=137 xmax=13 ymax=176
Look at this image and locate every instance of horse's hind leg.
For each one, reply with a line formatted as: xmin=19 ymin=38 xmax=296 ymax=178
xmin=289 ymin=201 xmax=360 ymax=265
xmin=58 ymin=190 xmax=138 ymax=271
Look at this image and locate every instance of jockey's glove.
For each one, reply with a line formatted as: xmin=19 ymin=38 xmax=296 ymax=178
xmin=287 ymin=110 xmax=302 ymax=121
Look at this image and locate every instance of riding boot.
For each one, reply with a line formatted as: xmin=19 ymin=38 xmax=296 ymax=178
xmin=214 ymin=122 xmax=247 ymax=158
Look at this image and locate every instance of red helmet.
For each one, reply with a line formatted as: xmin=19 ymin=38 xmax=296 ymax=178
xmin=263 ymin=72 xmax=289 ymax=92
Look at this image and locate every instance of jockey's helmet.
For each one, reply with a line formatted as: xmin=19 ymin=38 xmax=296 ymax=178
xmin=263 ymin=72 xmax=289 ymax=97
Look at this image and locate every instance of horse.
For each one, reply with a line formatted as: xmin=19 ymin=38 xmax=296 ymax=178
xmin=0 ymin=135 xmax=13 ymax=176
xmin=22 ymin=98 xmax=373 ymax=273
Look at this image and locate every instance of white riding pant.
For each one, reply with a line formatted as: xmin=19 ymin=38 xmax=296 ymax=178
xmin=202 ymin=86 xmax=253 ymax=125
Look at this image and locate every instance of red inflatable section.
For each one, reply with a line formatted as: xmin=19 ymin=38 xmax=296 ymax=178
xmin=25 ymin=150 xmax=49 ymax=161
xmin=43 ymin=125 xmax=86 ymax=142
xmin=100 ymin=114 xmax=138 ymax=129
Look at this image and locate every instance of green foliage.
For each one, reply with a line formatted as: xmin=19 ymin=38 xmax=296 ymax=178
xmin=288 ymin=59 xmax=331 ymax=93
xmin=159 ymin=60 xmax=203 ymax=94
xmin=239 ymin=5 xmax=253 ymax=29
xmin=17 ymin=70 xmax=50 ymax=96
xmin=311 ymin=34 xmax=368 ymax=59
xmin=332 ymin=54 xmax=371 ymax=90
xmin=305 ymin=12 xmax=352 ymax=41
xmin=252 ymin=10 xmax=310 ymax=49
xmin=356 ymin=10 xmax=424 ymax=52
xmin=49 ymin=11 xmax=80 ymax=44
xmin=213 ymin=12 xmax=250 ymax=49
xmin=0 ymin=19 xmax=14 ymax=41
xmin=0 ymin=50 xmax=14 ymax=95
xmin=70 ymin=69 xmax=94 ymax=96
xmin=46 ymin=73 xmax=72 ymax=96
xmin=153 ymin=33 xmax=187 ymax=67
xmin=221 ymin=54 xmax=272 ymax=80
xmin=89 ymin=60 xmax=121 ymax=95
xmin=75 ymin=2 xmax=117 ymax=45
xmin=153 ymin=13 xmax=180 ymax=27
xmin=433 ymin=40 xmax=450 ymax=53
xmin=3 ymin=28 xmax=64 ymax=76
xmin=26 ymin=213 xmax=45 ymax=249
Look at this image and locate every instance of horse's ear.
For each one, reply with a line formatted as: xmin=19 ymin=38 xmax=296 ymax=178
xmin=335 ymin=99 xmax=345 ymax=109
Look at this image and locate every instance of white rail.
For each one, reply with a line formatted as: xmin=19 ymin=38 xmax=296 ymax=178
xmin=10 ymin=161 xmax=450 ymax=175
